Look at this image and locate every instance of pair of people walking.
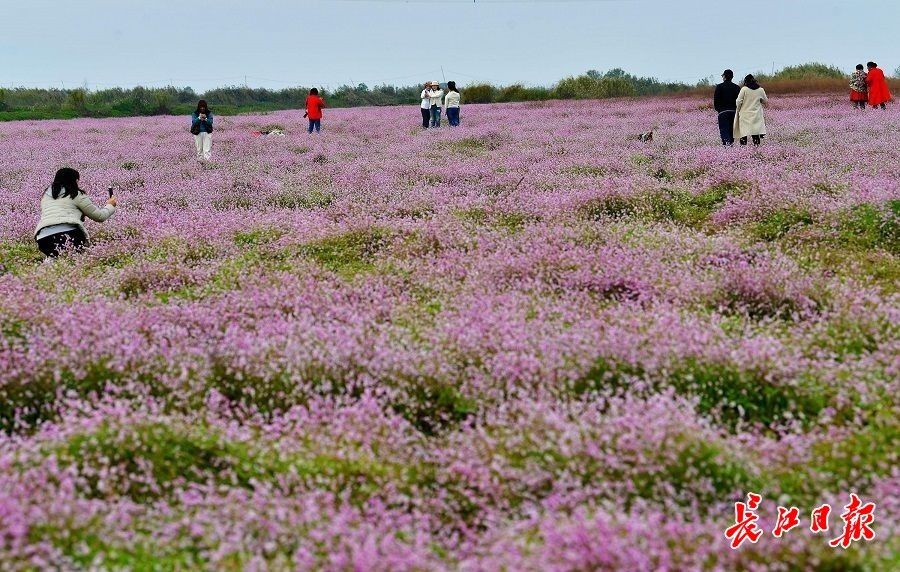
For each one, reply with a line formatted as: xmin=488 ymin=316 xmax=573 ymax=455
xmin=714 ymin=70 xmax=767 ymax=146
xmin=420 ymin=81 xmax=461 ymax=128
xmin=850 ymin=62 xmax=892 ymax=110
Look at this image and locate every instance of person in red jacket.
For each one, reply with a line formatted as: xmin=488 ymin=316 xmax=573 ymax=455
xmin=305 ymin=88 xmax=325 ymax=133
xmin=865 ymin=62 xmax=892 ymax=110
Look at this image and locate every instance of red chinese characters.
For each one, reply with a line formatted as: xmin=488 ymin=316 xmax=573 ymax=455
xmin=772 ymin=506 xmax=801 ymax=538
xmin=726 ymin=494 xmax=878 ymax=549
xmin=829 ymin=494 xmax=877 ymax=549
xmin=810 ymin=503 xmax=831 ymax=533
xmin=725 ymin=492 xmax=763 ymax=549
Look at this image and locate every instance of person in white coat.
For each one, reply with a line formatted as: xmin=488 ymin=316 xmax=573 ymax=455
xmin=419 ymin=82 xmax=432 ymax=129
xmin=733 ymin=74 xmax=768 ymax=146
xmin=444 ymin=81 xmax=461 ymax=126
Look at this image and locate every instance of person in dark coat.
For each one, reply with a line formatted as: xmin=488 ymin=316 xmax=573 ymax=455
xmin=714 ymin=69 xmax=741 ymax=146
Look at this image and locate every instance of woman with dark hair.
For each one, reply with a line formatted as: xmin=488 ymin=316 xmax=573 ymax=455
xmin=190 ymin=100 xmax=214 ymax=160
xmin=34 ymin=168 xmax=117 ymax=257
xmin=733 ymin=74 xmax=768 ymax=146
xmin=850 ymin=64 xmax=868 ymax=110
xmin=444 ymin=81 xmax=461 ymax=126
xmin=305 ymin=88 xmax=325 ymax=133
xmin=865 ymin=62 xmax=891 ymax=110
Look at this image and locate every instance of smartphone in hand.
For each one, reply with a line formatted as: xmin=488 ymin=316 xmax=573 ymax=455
xmin=108 ymin=186 xmax=114 ymax=198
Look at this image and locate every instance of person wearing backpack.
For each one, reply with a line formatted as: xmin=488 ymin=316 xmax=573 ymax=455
xmin=190 ymin=99 xmax=214 ymax=160
xmin=305 ymin=88 xmax=325 ymax=133
xmin=34 ymin=168 xmax=117 ymax=257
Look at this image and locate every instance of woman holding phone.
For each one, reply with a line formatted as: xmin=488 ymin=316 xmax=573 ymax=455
xmin=191 ymin=99 xmax=214 ymax=160
xmin=34 ymin=168 xmax=117 ymax=257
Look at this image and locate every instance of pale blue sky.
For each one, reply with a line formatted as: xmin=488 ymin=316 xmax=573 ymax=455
xmin=1 ymin=0 xmax=897 ymax=91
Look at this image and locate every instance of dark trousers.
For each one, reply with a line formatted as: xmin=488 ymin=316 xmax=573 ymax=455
xmin=421 ymin=108 xmax=430 ymax=128
xmin=308 ymin=119 xmax=321 ymax=133
xmin=36 ymin=229 xmax=88 ymax=257
xmin=740 ymin=135 xmax=763 ymax=146
xmin=717 ymin=110 xmax=735 ymax=145
xmin=446 ymin=107 xmax=460 ymax=126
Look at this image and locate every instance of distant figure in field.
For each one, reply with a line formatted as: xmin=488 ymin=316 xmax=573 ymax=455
xmin=419 ymin=82 xmax=432 ymax=129
xmin=34 ymin=168 xmax=117 ymax=257
xmin=734 ymin=74 xmax=768 ymax=146
xmin=849 ymin=64 xmax=868 ymax=110
xmin=428 ymin=81 xmax=444 ymax=128
xmin=865 ymin=62 xmax=891 ymax=110
xmin=191 ymin=100 xmax=214 ymax=160
xmin=714 ymin=69 xmax=741 ymax=146
xmin=444 ymin=81 xmax=461 ymax=126
xmin=305 ymin=88 xmax=325 ymax=133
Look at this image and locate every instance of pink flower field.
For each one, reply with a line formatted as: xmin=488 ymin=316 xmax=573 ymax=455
xmin=0 ymin=96 xmax=898 ymax=570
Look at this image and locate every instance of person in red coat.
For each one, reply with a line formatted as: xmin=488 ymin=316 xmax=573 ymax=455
xmin=305 ymin=88 xmax=325 ymax=133
xmin=865 ymin=62 xmax=892 ymax=109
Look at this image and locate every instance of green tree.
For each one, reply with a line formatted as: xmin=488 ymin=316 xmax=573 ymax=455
xmin=66 ymin=89 xmax=88 ymax=114
xmin=772 ymin=62 xmax=844 ymax=80
xmin=462 ymin=84 xmax=497 ymax=104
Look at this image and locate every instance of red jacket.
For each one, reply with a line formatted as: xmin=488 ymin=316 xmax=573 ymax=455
xmin=306 ymin=95 xmax=325 ymax=120
xmin=866 ymin=67 xmax=892 ymax=106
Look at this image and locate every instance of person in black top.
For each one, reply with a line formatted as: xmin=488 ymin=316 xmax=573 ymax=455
xmin=714 ymin=70 xmax=741 ymax=146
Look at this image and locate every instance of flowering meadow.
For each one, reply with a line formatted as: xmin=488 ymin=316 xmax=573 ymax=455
xmin=0 ymin=95 xmax=898 ymax=570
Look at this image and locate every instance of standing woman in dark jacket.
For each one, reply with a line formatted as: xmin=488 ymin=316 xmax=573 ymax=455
xmin=191 ymin=99 xmax=214 ymax=160
xmin=713 ymin=69 xmax=740 ymax=146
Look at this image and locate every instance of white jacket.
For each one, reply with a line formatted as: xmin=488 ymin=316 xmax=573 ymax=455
xmin=733 ymin=86 xmax=768 ymax=138
xmin=444 ymin=91 xmax=460 ymax=108
xmin=428 ymin=89 xmax=444 ymax=107
xmin=34 ymin=187 xmax=115 ymax=239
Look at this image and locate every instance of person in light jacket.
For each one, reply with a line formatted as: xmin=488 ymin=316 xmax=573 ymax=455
xmin=733 ymin=75 xmax=768 ymax=146
xmin=444 ymin=81 xmax=461 ymax=126
xmin=428 ymin=81 xmax=444 ymax=127
xmin=419 ymin=82 xmax=432 ymax=129
xmin=34 ymin=168 xmax=117 ymax=257
xmin=191 ymin=99 xmax=214 ymax=160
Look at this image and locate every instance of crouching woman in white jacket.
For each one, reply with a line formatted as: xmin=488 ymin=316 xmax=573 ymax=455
xmin=733 ymin=74 xmax=768 ymax=146
xmin=34 ymin=168 xmax=117 ymax=257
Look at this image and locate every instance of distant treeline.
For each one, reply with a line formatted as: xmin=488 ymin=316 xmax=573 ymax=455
xmin=1 ymin=63 xmax=896 ymax=121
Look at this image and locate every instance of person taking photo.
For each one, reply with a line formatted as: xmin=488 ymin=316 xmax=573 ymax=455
xmin=34 ymin=168 xmax=117 ymax=257
xmin=191 ymin=99 xmax=214 ymax=160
